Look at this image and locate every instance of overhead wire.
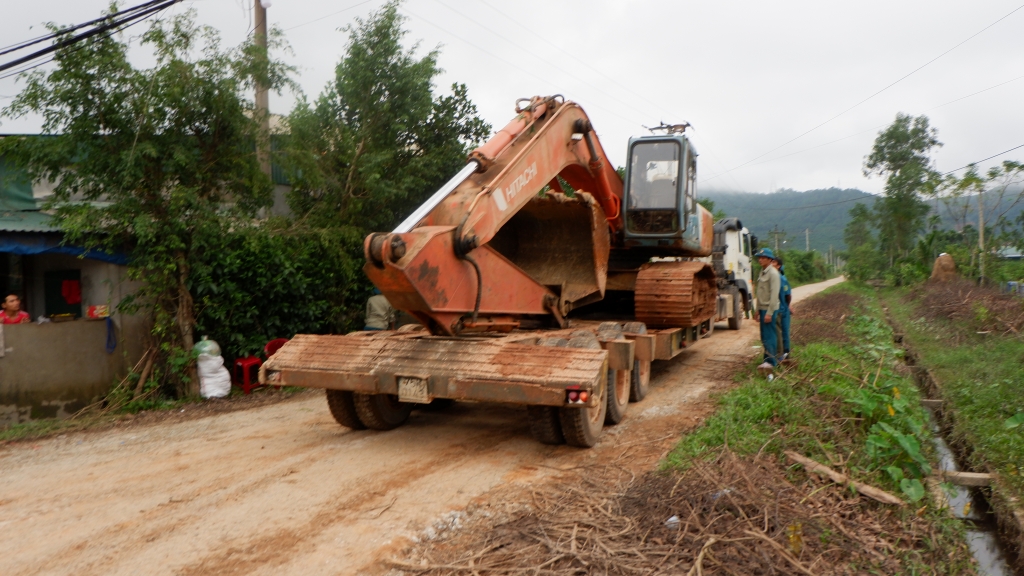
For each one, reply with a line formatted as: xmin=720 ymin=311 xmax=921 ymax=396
xmin=0 ymin=6 xmax=168 ymax=82
xmin=942 ymin=143 xmax=1024 ymax=176
xmin=702 ymin=2 xmax=1024 ymax=184
xmin=283 ymin=0 xmax=379 ymax=31
xmin=0 ymin=0 xmax=170 ymax=57
xmin=754 ymin=194 xmax=877 ymax=211
xmin=470 ymin=0 xmax=748 ymax=192
xmin=0 ymin=0 xmax=181 ymax=74
xmin=701 ymin=72 xmax=1024 ymax=182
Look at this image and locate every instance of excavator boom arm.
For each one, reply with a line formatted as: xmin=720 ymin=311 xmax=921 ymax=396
xmin=365 ymin=97 xmax=625 ymax=335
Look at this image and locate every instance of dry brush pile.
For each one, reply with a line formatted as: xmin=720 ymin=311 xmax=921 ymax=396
xmin=909 ymin=279 xmax=1024 ymax=339
xmin=392 ymin=453 xmax=963 ymax=575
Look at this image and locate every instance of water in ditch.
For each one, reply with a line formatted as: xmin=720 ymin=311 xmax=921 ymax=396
xmin=926 ymin=409 xmax=1013 ymax=575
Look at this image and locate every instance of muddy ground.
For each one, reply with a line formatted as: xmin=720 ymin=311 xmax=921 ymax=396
xmin=0 ymin=278 xmax=843 ymax=576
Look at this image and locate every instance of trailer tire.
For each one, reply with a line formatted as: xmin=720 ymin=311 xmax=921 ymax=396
xmin=629 ymin=359 xmax=651 ymax=402
xmin=559 ymin=371 xmax=607 ymax=448
xmin=728 ymin=288 xmax=742 ymax=330
xmin=527 ymin=406 xmax=565 ymax=445
xmin=353 ymin=393 xmax=412 ymax=430
xmin=326 ymin=389 xmax=366 ymax=430
xmin=605 ymin=368 xmax=630 ymax=425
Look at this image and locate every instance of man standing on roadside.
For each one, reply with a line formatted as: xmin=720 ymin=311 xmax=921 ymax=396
xmin=773 ymin=258 xmax=792 ymax=362
xmin=754 ymin=249 xmax=781 ymax=375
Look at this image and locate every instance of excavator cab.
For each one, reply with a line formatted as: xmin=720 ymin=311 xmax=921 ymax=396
xmin=622 ymin=132 xmax=708 ymax=254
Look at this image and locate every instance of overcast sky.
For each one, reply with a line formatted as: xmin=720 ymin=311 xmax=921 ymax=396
xmin=2 ymin=0 xmax=1023 ymax=195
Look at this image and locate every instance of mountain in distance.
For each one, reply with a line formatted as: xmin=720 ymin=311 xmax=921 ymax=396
xmin=700 ymin=188 xmax=874 ymax=253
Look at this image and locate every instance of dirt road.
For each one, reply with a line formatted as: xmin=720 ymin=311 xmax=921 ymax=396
xmin=0 ymin=277 xmax=843 ymax=576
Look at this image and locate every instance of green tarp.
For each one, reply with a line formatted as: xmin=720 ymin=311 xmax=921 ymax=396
xmin=0 ymin=156 xmax=37 ymax=211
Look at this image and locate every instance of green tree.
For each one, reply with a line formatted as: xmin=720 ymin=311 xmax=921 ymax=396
xmin=283 ymin=0 xmax=490 ymax=236
xmin=0 ymin=8 xmax=291 ymax=395
xmin=697 ymin=197 xmax=727 ymax=221
xmin=863 ymin=114 xmax=940 ymax=264
xmin=842 ymin=203 xmax=885 ymax=281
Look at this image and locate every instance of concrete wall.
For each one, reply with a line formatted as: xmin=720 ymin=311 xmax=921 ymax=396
xmin=0 ymin=320 xmax=126 ymax=425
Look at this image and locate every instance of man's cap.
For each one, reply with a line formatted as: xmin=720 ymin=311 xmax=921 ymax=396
xmin=754 ymin=248 xmax=777 ymax=260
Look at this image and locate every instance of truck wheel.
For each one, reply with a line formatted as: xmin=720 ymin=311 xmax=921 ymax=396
xmin=605 ymin=368 xmax=630 ymax=425
xmin=527 ymin=406 xmax=565 ymax=445
xmin=629 ymin=359 xmax=651 ymax=402
xmin=353 ymin=393 xmax=412 ymax=430
xmin=728 ymin=289 xmax=742 ymax=330
xmin=559 ymin=371 xmax=607 ymax=448
xmin=326 ymin=389 xmax=366 ymax=430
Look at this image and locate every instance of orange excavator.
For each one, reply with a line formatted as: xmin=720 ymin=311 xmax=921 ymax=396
xmin=262 ymin=95 xmax=735 ymax=447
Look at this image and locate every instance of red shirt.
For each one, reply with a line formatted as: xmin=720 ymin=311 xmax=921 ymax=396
xmin=2 ymin=311 xmax=30 ymax=324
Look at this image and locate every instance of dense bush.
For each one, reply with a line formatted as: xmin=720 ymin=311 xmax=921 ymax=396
xmin=190 ymin=227 xmax=367 ymax=362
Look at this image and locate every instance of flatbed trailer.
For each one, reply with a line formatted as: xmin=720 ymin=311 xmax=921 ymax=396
xmin=260 ymin=317 xmax=716 ymax=447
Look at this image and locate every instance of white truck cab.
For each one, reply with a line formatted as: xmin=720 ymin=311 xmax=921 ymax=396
xmin=709 ymin=218 xmax=756 ymax=328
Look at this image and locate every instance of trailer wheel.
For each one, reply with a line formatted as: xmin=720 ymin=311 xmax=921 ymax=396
xmin=604 ymin=368 xmax=630 ymax=425
xmin=559 ymin=370 xmax=607 ymax=448
xmin=728 ymin=288 xmax=742 ymax=330
xmin=353 ymin=393 xmax=412 ymax=430
xmin=527 ymin=406 xmax=565 ymax=445
xmin=325 ymin=389 xmax=366 ymax=430
xmin=629 ymin=359 xmax=651 ymax=402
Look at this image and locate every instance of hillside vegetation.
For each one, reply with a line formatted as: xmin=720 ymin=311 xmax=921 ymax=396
xmin=702 ymin=188 xmax=873 ymax=252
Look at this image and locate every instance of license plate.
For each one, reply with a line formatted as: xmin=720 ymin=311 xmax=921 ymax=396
xmin=397 ymin=377 xmax=430 ymax=404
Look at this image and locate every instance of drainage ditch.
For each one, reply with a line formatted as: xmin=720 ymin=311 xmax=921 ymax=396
xmin=887 ymin=325 xmax=1022 ymax=575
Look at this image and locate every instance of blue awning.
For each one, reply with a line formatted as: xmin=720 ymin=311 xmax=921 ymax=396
xmin=0 ymin=231 xmax=128 ymax=265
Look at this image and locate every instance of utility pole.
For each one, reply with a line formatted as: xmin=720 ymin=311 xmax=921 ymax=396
xmin=773 ymin=225 xmax=780 ymax=252
xmin=254 ymin=0 xmax=271 ymax=178
xmin=805 ymin=228 xmax=810 ymax=252
xmin=978 ymin=185 xmax=985 ymax=282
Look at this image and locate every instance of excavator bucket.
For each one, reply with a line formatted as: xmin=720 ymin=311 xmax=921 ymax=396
xmin=488 ymin=192 xmax=609 ymax=313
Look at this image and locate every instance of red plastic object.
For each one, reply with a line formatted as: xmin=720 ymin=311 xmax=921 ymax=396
xmin=233 ymin=356 xmax=263 ymax=395
xmin=264 ymin=338 xmax=289 ymax=357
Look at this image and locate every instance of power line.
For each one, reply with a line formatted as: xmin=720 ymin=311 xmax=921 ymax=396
xmin=0 ymin=7 xmax=166 ymax=82
xmin=754 ymin=194 xmax=877 ymax=212
xmin=705 ymin=2 xmax=1024 ymax=183
xmin=282 ymin=0 xmax=379 ymax=32
xmin=942 ymin=143 xmax=1024 ymax=176
xmin=473 ymin=0 xmax=748 ymax=192
xmin=0 ymin=0 xmax=170 ymax=57
xmin=0 ymin=0 xmax=181 ymax=74
xmin=701 ymin=71 xmax=1024 ymax=182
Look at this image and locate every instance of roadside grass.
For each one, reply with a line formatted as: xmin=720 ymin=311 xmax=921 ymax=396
xmin=664 ymin=282 xmax=976 ymax=573
xmin=881 ymin=286 xmax=1024 ymax=500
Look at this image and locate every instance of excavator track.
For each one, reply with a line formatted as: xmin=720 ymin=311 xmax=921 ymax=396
xmin=633 ymin=261 xmax=718 ymax=329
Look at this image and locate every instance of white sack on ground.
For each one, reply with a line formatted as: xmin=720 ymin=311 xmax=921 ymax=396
xmin=198 ymin=353 xmax=231 ymax=398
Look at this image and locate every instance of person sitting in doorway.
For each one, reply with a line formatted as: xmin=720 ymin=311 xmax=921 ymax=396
xmin=2 ymin=293 xmax=30 ymax=324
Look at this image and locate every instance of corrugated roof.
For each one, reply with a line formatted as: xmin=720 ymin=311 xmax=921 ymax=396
xmin=0 ymin=210 xmax=59 ymax=232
